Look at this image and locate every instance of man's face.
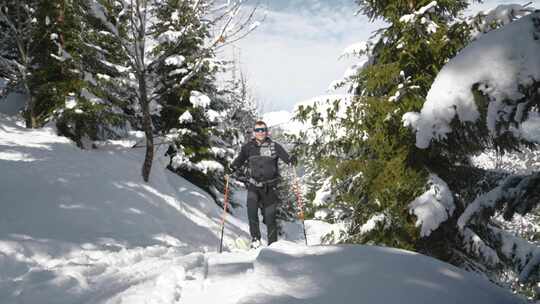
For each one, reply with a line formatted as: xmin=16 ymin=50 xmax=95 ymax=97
xmin=253 ymin=124 xmax=268 ymax=141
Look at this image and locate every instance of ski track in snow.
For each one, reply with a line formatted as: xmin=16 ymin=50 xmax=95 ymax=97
xmin=181 ymin=250 xmax=260 ymax=304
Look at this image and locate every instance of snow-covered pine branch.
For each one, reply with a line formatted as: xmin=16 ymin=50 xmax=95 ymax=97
xmin=404 ymin=11 xmax=540 ymax=150
xmin=469 ymin=3 xmax=536 ymax=38
xmin=456 ymin=173 xmax=540 ymax=280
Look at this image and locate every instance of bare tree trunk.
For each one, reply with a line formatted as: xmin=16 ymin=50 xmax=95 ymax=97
xmin=19 ymin=50 xmax=36 ymax=128
xmin=139 ymin=72 xmax=153 ymax=182
xmin=131 ymin=0 xmax=153 ymax=182
xmin=11 ymin=1 xmax=36 ymax=128
xmin=22 ymin=80 xmax=37 ymax=128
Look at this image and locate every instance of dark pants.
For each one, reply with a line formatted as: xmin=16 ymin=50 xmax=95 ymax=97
xmin=247 ymin=183 xmax=279 ymax=245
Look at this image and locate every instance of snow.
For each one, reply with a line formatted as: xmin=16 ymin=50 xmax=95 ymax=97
xmin=165 ymin=55 xmax=186 ymax=67
xmin=194 ymin=160 xmax=223 ymax=174
xmin=0 ymin=80 xmax=26 ymax=115
xmin=409 ymin=173 xmax=455 ymax=237
xmin=248 ymin=21 xmax=261 ymax=32
xmin=342 ymin=60 xmax=367 ymax=79
xmin=312 ymin=178 xmax=333 ymax=207
xmin=359 ymin=213 xmax=386 ymax=235
xmin=456 ymin=178 xmax=513 ymax=265
xmin=494 ymin=226 xmax=540 ymax=281
xmin=314 ymin=208 xmax=331 ymax=220
xmin=340 ymin=41 xmax=368 ymax=58
xmin=158 ymin=30 xmax=184 ymax=43
xmin=171 ymin=11 xmax=180 ymax=22
xmin=291 ymin=94 xmax=353 ymax=143
xmin=96 ymin=73 xmax=111 ymax=81
xmin=168 ymin=68 xmax=188 ymax=76
xmin=462 ymin=228 xmax=501 ymax=265
xmin=471 ymin=4 xmax=535 ymax=37
xmin=457 ymin=178 xmax=506 ymax=230
xmin=210 ymin=146 xmax=228 ymax=158
xmin=203 ymin=241 xmax=521 ymax=304
xmin=0 ymin=115 xmax=525 ymax=303
xmin=405 ymin=12 xmax=540 ymax=148
xmin=0 ymin=114 xmax=251 ymax=302
xmin=471 ymin=147 xmax=540 ymax=174
xmin=65 ymin=95 xmax=77 ymax=109
xmin=189 ymin=91 xmax=211 ymax=108
xmin=399 ymin=1 xmax=438 ymax=24
xmin=179 ymin=110 xmax=193 ymax=123
xmin=81 ymin=88 xmax=105 ymax=104
xmin=89 ymin=0 xmax=119 ymax=36
xmin=518 ymin=111 xmax=540 ymax=143
xmin=100 ymin=60 xmax=130 ymax=73
xmin=206 ymin=109 xmax=221 ymax=122
xmin=50 ymin=49 xmax=72 ymax=62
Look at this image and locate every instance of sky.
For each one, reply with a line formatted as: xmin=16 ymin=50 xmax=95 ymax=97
xmin=222 ymin=0 xmax=540 ymax=113
xmin=224 ymin=0 xmax=383 ymax=113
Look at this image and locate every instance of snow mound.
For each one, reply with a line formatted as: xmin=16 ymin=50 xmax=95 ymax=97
xmin=235 ymin=241 xmax=523 ymax=304
xmin=405 ymin=12 xmax=540 ymax=148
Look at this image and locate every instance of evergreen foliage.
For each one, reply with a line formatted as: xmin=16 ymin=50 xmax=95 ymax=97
xmin=296 ymin=0 xmax=470 ymax=248
xmin=0 ymin=0 xmax=37 ymax=127
xmin=0 ymin=0 xmax=259 ymax=185
xmin=294 ymin=1 xmax=540 ymax=298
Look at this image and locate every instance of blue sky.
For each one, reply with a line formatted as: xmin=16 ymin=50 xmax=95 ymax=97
xmin=225 ymin=0 xmax=540 ymax=113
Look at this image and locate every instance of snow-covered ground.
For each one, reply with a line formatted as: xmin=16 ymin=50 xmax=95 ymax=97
xmin=0 ymin=114 xmax=525 ymax=303
xmin=0 ymin=80 xmax=26 ymax=116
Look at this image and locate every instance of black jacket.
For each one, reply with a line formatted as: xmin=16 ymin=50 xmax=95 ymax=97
xmin=231 ymin=137 xmax=292 ymax=183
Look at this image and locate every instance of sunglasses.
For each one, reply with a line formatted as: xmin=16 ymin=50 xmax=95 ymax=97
xmin=254 ymin=127 xmax=267 ymax=133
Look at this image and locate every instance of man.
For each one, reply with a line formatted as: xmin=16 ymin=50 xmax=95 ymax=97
xmin=229 ymin=120 xmax=296 ymax=248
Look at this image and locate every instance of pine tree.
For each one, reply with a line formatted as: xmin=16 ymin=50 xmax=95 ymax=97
xmin=292 ymin=95 xmax=355 ymax=226
xmin=399 ymin=6 xmax=540 ymax=297
xmin=150 ymin=0 xmax=259 ymax=193
xmin=296 ymin=0 xmax=470 ymax=252
xmin=296 ymin=1 xmax=540 ymax=298
xmin=89 ymin=0 xmax=259 ymax=182
xmin=0 ymin=0 xmax=132 ymax=139
xmin=30 ymin=0 xmax=89 ymax=139
xmin=0 ymin=0 xmax=38 ymax=128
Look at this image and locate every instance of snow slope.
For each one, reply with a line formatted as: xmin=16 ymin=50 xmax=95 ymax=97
xmin=0 ymin=115 xmax=250 ymax=251
xmin=0 ymin=114 xmax=252 ymax=302
xmin=0 ymin=115 xmax=525 ymax=303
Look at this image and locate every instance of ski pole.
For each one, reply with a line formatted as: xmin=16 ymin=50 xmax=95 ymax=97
xmin=291 ymin=166 xmax=308 ymax=246
xmin=218 ymin=174 xmax=230 ymax=253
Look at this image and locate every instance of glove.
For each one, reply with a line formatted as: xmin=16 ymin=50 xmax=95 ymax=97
xmin=289 ymin=155 xmax=298 ymax=166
